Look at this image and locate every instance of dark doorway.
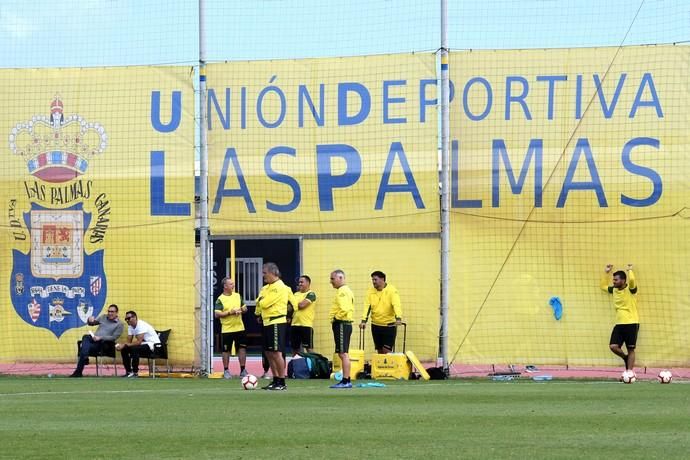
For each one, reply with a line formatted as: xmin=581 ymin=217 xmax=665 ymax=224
xmin=211 ymin=238 xmax=300 ymax=355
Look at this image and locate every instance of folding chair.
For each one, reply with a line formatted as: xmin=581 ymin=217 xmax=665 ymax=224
xmin=146 ymin=329 xmax=171 ymax=378
xmin=76 ymin=339 xmax=118 ymax=376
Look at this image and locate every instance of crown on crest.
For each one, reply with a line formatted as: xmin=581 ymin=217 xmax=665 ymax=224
xmin=8 ymin=96 xmax=107 ymax=183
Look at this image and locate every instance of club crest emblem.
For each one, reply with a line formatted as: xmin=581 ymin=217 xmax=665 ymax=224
xmin=76 ymin=298 xmax=94 ymax=323
xmin=49 ymin=297 xmax=71 ymax=323
xmin=15 ymin=273 xmax=24 ymax=295
xmin=90 ymin=276 xmax=102 ymax=296
xmin=27 ymin=297 xmax=41 ymax=323
xmin=31 ymin=209 xmax=83 ymax=276
xmin=8 ymin=98 xmax=110 ymax=337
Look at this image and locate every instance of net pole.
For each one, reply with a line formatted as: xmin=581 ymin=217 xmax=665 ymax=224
xmin=439 ymin=0 xmax=451 ymax=375
xmin=198 ymin=0 xmax=211 ymax=376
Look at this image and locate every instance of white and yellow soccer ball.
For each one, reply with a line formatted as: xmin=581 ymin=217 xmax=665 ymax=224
xmin=241 ymin=374 xmax=258 ymax=390
xmin=621 ymin=370 xmax=637 ymax=384
xmin=658 ymin=370 xmax=673 ymax=384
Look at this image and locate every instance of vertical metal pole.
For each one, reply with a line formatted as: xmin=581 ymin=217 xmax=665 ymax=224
xmin=230 ymin=240 xmax=236 ymax=280
xmin=439 ymin=0 xmax=451 ymax=375
xmin=198 ymin=0 xmax=211 ymax=376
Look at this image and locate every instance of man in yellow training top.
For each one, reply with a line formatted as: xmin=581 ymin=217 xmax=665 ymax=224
xmin=329 ymin=269 xmax=354 ymax=389
xmin=600 ymin=264 xmax=639 ymax=373
xmin=255 ymin=262 xmax=292 ymax=391
xmin=214 ymin=277 xmax=248 ymax=379
xmin=360 ymin=270 xmax=403 ymax=354
xmin=291 ymin=275 xmax=317 ymax=355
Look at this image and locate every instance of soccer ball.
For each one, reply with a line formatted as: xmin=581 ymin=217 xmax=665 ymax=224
xmin=241 ymin=374 xmax=258 ymax=390
xmin=658 ymin=370 xmax=673 ymax=384
xmin=621 ymin=370 xmax=636 ymax=384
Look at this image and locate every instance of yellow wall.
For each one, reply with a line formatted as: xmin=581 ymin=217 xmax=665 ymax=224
xmin=449 ymin=46 xmax=690 ymax=367
xmin=303 ymin=238 xmax=440 ymax=361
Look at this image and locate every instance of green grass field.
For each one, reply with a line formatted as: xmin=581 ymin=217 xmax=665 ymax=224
xmin=0 ymin=377 xmax=688 ymax=459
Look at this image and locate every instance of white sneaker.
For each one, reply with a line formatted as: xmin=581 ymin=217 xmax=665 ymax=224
xmin=223 ymin=370 xmax=232 ymax=379
xmin=261 ymin=372 xmax=271 ymax=380
xmin=239 ymin=369 xmax=248 ymax=378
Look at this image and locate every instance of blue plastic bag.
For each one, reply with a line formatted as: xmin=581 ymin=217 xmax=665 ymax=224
xmin=549 ymin=296 xmax=563 ymax=320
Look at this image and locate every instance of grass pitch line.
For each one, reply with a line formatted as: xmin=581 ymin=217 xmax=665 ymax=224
xmin=0 ymin=388 xmax=214 ymax=398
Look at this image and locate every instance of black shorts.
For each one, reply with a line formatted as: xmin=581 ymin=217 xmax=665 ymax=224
xmin=263 ymin=323 xmax=287 ymax=352
xmin=371 ymin=324 xmax=397 ymax=351
xmin=221 ymin=331 xmax=247 ymax=353
xmin=290 ymin=325 xmax=314 ymax=350
xmin=332 ymin=321 xmax=352 ymax=354
xmin=610 ymin=323 xmax=640 ymax=349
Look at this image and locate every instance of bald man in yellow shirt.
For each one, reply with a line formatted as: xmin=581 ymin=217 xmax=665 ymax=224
xmin=329 ymin=269 xmax=354 ymax=389
xmin=214 ymin=277 xmax=248 ymax=379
